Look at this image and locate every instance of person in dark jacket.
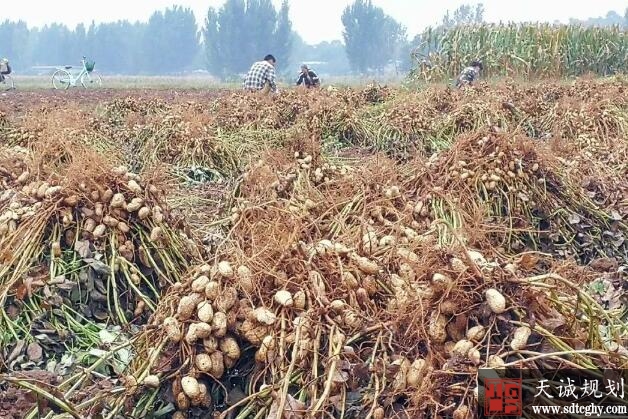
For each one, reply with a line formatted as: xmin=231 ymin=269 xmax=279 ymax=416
xmin=455 ymin=60 xmax=483 ymax=88
xmin=296 ymin=65 xmax=320 ymax=88
xmin=0 ymin=58 xmax=11 ymax=83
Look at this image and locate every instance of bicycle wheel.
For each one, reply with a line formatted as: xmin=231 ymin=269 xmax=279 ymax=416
xmin=81 ymin=72 xmax=102 ymax=89
xmin=52 ymin=70 xmax=71 ymax=90
xmin=1 ymin=74 xmax=14 ymax=91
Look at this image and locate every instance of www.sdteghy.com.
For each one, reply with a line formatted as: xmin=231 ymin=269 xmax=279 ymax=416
xmin=531 ymin=403 xmax=628 ymax=417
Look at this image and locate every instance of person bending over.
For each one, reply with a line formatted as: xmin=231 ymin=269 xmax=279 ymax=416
xmin=455 ymin=60 xmax=483 ymax=88
xmin=243 ymin=54 xmax=278 ymax=94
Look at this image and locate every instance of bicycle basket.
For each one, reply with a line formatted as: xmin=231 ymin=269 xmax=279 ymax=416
xmin=85 ymin=60 xmax=95 ymax=72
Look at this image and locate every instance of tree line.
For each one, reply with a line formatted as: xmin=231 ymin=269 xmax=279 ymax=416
xmin=0 ymin=0 xmax=425 ymax=77
xmin=569 ymin=9 xmax=628 ymax=27
xmin=0 ymin=1 xmax=625 ymax=77
xmin=0 ymin=6 xmax=200 ymax=75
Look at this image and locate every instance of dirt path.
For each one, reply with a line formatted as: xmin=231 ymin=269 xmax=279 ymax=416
xmin=0 ymin=88 xmax=233 ymax=110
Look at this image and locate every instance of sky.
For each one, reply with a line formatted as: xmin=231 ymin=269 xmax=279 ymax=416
xmin=3 ymin=0 xmax=626 ymax=44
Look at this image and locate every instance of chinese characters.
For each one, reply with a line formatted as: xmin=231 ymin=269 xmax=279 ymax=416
xmin=535 ymin=377 xmax=625 ymax=400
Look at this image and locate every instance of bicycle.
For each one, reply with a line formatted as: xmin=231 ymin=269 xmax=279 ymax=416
xmin=51 ymin=56 xmax=102 ymax=90
xmin=0 ymin=58 xmax=15 ymax=91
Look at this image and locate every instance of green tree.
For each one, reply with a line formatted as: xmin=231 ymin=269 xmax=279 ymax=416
xmin=341 ymin=0 xmax=407 ymax=73
xmin=88 ymin=21 xmax=145 ymax=74
xmin=0 ymin=20 xmax=30 ymax=68
xmin=385 ymin=17 xmax=407 ymax=74
xmin=72 ymin=24 xmax=87 ymax=61
xmin=164 ymin=6 xmax=200 ymax=72
xmin=203 ymin=7 xmax=222 ymax=76
xmin=244 ymin=0 xmax=277 ymax=64
xmin=142 ymin=6 xmax=199 ymax=74
xmin=570 ymin=9 xmax=627 ymax=28
xmin=442 ymin=3 xmax=484 ymax=28
xmin=272 ymin=0 xmax=294 ymax=75
xmin=142 ymin=11 xmax=164 ymax=72
xmin=204 ymin=0 xmax=248 ymax=77
xmin=203 ymin=0 xmax=294 ymax=79
xmin=30 ymin=23 xmax=74 ymax=66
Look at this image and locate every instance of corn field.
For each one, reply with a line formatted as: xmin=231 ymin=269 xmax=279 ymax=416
xmin=411 ymin=23 xmax=628 ymax=81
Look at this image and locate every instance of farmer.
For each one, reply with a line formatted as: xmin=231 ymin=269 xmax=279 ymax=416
xmin=455 ymin=60 xmax=483 ymax=88
xmin=296 ymin=64 xmax=320 ymax=88
xmin=0 ymin=58 xmax=11 ymax=83
xmin=243 ymin=54 xmax=278 ymax=94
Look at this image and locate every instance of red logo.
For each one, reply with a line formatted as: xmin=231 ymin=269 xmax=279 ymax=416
xmin=484 ymin=378 xmax=523 ymax=416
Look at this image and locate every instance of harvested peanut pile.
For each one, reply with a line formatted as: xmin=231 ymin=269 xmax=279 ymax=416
xmin=0 ymin=142 xmax=200 ymax=383
xmin=122 ymin=148 xmax=627 ymax=418
xmin=0 ymin=79 xmax=626 ymax=418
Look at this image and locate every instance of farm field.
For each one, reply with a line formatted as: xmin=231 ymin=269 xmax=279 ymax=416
xmin=0 ymin=77 xmax=627 ymax=418
xmin=2 ymin=75 xmax=410 ymax=92
xmin=3 ymin=76 xmax=231 ymax=92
